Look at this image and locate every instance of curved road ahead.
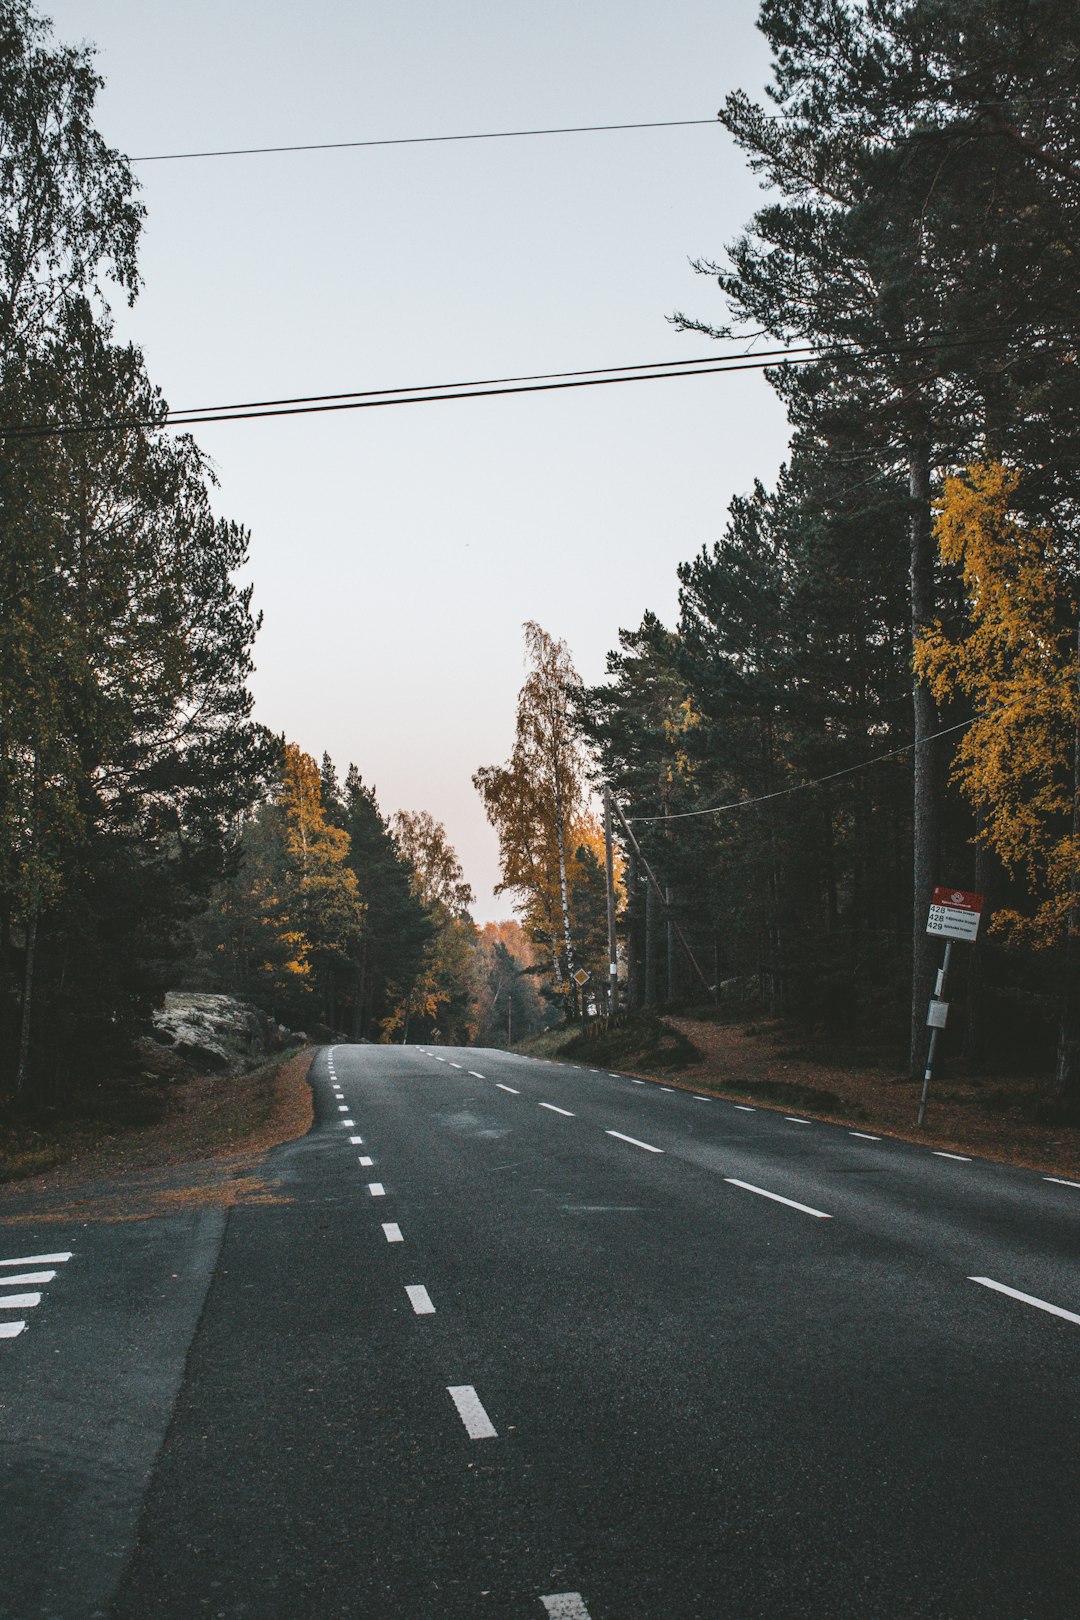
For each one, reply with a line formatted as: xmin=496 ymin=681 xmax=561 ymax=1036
xmin=3 ymin=1043 xmax=1079 ymax=1618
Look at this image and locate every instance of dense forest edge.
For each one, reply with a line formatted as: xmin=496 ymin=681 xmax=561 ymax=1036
xmin=3 ymin=0 xmax=1080 ymax=1179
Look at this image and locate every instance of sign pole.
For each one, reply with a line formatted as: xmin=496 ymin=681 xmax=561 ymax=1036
xmin=603 ymin=788 xmax=619 ymax=1020
xmin=918 ymin=887 xmax=985 ymax=1127
xmin=917 ymin=940 xmax=953 ymax=1127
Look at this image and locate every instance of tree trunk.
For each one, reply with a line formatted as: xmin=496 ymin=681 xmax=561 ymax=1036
xmin=908 ymin=435 xmax=943 ymax=1078
xmin=14 ymin=897 xmax=39 ymax=1096
xmin=962 ymin=819 xmax=995 ymax=1065
xmin=1056 ymin=615 xmax=1080 ymax=1105
xmin=665 ymin=885 xmax=676 ymax=1005
xmin=553 ymin=787 xmax=577 ymax=1019
xmin=644 ymin=879 xmax=658 ymax=1008
xmin=626 ymin=850 xmax=640 ymax=1011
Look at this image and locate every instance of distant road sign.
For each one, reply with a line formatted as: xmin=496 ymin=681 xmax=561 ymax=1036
xmin=926 ymin=887 xmax=984 ymax=942
xmin=573 ymin=968 xmax=590 ymax=987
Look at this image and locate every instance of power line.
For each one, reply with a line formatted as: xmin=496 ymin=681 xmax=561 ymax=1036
xmin=168 ymin=344 xmax=821 ymax=418
xmin=128 ymin=118 xmax=720 ymax=165
xmin=1 ymin=356 xmax=797 ymax=437
xmin=623 ymin=718 xmax=975 ymax=825
xmin=0 ymin=324 xmax=1070 ymax=439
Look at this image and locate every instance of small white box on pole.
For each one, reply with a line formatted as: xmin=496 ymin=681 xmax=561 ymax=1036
xmin=926 ymin=999 xmax=949 ymax=1029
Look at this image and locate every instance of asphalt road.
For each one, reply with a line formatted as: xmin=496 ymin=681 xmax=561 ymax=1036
xmin=3 ymin=1043 xmax=1079 ymax=1619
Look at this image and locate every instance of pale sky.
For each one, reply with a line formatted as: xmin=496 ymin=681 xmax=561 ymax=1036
xmin=48 ymin=1 xmax=790 ymax=921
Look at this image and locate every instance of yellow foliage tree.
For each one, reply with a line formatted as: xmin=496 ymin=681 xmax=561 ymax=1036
xmin=914 ymin=461 xmax=1080 ymax=1090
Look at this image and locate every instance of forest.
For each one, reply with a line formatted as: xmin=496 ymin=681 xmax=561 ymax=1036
xmin=2 ymin=0 xmax=1079 ymax=1120
xmin=0 ymin=0 xmax=551 ymax=1110
xmin=479 ymin=2 xmax=1080 ymax=1106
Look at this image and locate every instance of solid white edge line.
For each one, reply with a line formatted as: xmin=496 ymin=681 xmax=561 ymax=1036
xmin=0 ymin=1321 xmax=27 ymax=1338
xmin=849 ymin=1131 xmax=881 ymax=1140
xmin=606 ymin=1130 xmax=663 ymax=1154
xmin=368 ymin=1183 xmax=385 ymax=1197
xmin=539 ymin=1103 xmax=575 ymax=1116
xmin=496 ymin=1083 xmax=520 ymax=1094
xmin=405 ymin=1284 xmax=435 ymax=1315
xmin=933 ymin=1151 xmax=971 ymax=1161
xmin=446 ymin=1384 xmax=497 ymax=1439
xmin=1044 ymin=1176 xmax=1080 ymax=1189
xmin=0 ymin=1252 xmax=72 ymax=1266
xmin=724 ymin=1178 xmax=831 ymax=1218
xmin=969 ymin=1276 xmax=1080 ymax=1326
xmin=382 ymin=1223 xmax=403 ymax=1242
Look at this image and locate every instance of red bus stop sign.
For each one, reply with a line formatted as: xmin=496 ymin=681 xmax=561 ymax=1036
xmin=926 ymin=887 xmax=985 ymax=943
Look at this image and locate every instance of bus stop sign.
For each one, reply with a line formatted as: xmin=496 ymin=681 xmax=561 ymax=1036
xmin=926 ymin=887 xmax=984 ymax=943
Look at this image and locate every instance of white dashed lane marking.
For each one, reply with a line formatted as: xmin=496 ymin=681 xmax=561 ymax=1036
xmin=849 ymin=1131 xmax=881 ymax=1140
xmin=349 ymin=1135 xmax=364 ymax=1144
xmin=405 ymin=1285 xmax=435 ymax=1315
xmin=785 ymin=1117 xmax=812 ymax=1125
xmin=359 ymin=1156 xmax=374 ymax=1167
xmin=969 ymin=1277 xmax=1080 ymax=1326
xmin=368 ymin=1183 xmax=386 ymax=1197
xmin=0 ymin=1251 xmax=72 ymax=1345
xmin=382 ymin=1223 xmax=403 ymax=1243
xmin=933 ymin=1151 xmax=971 ymax=1162
xmin=539 ymin=1103 xmax=575 ymax=1117
xmin=340 ymin=1119 xmax=356 ymax=1128
xmin=496 ymin=1084 xmax=520 ymax=1094
xmin=724 ymin=1178 xmax=832 ymax=1219
xmin=540 ymin=1595 xmax=593 ymax=1619
xmin=447 ymin=1384 xmax=497 ymax=1439
xmin=734 ymin=1104 xmax=756 ymax=1112
xmin=468 ymin=1071 xmax=486 ymax=1079
xmin=0 ymin=1253 xmax=72 ymax=1266
xmin=606 ymin=1130 xmax=663 ymax=1154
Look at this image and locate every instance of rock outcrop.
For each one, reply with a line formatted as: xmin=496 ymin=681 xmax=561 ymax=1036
xmin=144 ymin=992 xmax=293 ymax=1075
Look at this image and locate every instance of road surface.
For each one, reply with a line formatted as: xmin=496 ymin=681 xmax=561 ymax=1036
xmin=2 ymin=1043 xmax=1079 ymax=1617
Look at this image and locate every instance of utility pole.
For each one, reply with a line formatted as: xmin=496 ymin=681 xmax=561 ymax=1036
xmin=612 ymin=797 xmax=715 ymax=1001
xmin=603 ymin=787 xmax=619 ymax=1021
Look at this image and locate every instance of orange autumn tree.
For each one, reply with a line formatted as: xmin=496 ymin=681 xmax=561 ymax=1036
xmin=914 ymin=461 xmax=1080 ymax=1091
xmin=245 ymin=743 xmax=364 ymax=1020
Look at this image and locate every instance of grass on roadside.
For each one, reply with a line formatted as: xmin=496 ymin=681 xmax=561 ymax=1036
xmin=513 ymin=1013 xmax=702 ymax=1074
xmin=0 ymin=1046 xmax=312 ymax=1186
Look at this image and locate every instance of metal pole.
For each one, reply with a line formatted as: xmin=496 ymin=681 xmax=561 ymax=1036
xmin=917 ymin=940 xmax=953 ymax=1126
xmin=603 ymin=788 xmax=619 ymax=1021
xmin=612 ymin=798 xmax=714 ymax=999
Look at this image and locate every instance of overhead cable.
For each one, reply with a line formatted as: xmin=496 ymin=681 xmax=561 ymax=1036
xmin=0 ymin=326 xmax=1069 ymax=439
xmin=623 ymin=718 xmax=976 ymax=824
xmin=128 ymin=118 xmax=720 ymax=164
